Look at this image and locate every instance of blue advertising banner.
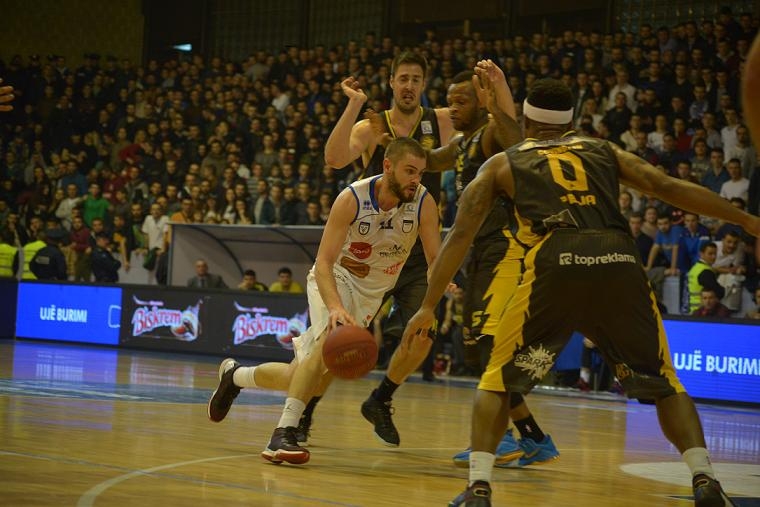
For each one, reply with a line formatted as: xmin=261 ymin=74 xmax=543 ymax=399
xmin=664 ymin=319 xmax=759 ymax=404
xmin=15 ymin=282 xmax=122 ymax=345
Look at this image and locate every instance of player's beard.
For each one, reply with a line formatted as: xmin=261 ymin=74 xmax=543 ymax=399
xmin=388 ymin=171 xmax=416 ymax=203
xmin=395 ymin=91 xmax=419 ymax=115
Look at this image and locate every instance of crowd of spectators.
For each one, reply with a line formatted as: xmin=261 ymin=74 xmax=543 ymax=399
xmin=0 ymin=9 xmax=758 ymax=315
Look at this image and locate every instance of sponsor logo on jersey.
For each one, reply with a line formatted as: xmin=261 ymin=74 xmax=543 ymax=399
xmin=559 ymin=251 xmax=637 ymax=266
xmin=402 ymin=219 xmax=414 ymax=233
xmin=420 ymin=134 xmax=435 ymax=150
xmin=378 ymin=244 xmax=408 ymax=258
xmin=362 ymin=199 xmax=373 ymax=210
xmin=420 ymin=120 xmax=433 ymax=135
xmin=339 ymin=256 xmax=370 ymax=278
xmin=358 ymin=221 xmax=370 ymax=235
xmin=383 ymin=261 xmax=403 ymax=275
xmin=349 ymin=241 xmax=372 ymax=259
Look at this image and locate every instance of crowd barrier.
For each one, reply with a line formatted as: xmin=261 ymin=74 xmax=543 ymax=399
xmin=3 ymin=279 xmax=759 ymax=404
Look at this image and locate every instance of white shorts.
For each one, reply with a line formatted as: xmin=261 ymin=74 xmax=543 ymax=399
xmin=292 ymin=269 xmax=381 ymax=361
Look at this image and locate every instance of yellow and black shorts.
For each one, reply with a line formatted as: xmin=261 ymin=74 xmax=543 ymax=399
xmin=463 ymin=228 xmax=525 ymax=336
xmin=479 ymin=228 xmax=685 ymax=400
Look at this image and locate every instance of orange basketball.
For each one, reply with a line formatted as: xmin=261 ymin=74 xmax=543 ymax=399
xmin=322 ymin=325 xmax=378 ymax=379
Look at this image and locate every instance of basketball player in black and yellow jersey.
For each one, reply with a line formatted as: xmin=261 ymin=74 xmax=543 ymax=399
xmin=425 ymin=60 xmax=558 ymax=468
xmin=320 ymin=52 xmax=455 ymax=447
xmin=406 ymin=79 xmax=757 ymax=506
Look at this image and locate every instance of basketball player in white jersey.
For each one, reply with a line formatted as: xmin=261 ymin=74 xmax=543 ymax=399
xmin=207 ymin=138 xmax=443 ymax=465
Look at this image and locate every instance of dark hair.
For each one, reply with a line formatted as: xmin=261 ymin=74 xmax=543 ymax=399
xmin=699 ymin=241 xmax=717 ymax=253
xmin=244 ymin=269 xmax=257 ymax=277
xmin=452 ymin=70 xmax=474 ymax=84
xmin=278 ymin=266 xmax=293 ymax=276
xmin=1 ymin=229 xmax=14 ymax=244
xmin=525 ymin=78 xmax=573 ymax=113
xmin=384 ymin=137 xmax=426 ymax=164
xmin=723 ymin=229 xmax=741 ymax=239
xmin=391 ymin=51 xmax=428 ymax=77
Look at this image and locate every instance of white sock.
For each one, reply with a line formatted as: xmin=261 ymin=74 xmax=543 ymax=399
xmin=277 ymin=398 xmax=306 ymax=428
xmin=580 ymin=368 xmax=591 ymax=383
xmin=469 ymin=451 xmax=495 ymax=485
xmin=682 ymin=447 xmax=715 ymax=479
xmin=232 ymin=366 xmax=258 ymax=388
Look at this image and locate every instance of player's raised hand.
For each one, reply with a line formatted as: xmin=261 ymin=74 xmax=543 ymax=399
xmin=474 ymin=59 xmax=516 ymax=119
xmin=340 ymin=77 xmax=368 ymax=104
xmin=363 ymin=108 xmax=392 ymax=146
xmin=475 ymin=59 xmax=506 ymax=88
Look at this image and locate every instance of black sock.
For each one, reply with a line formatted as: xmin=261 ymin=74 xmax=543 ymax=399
xmin=513 ymin=414 xmax=545 ymax=443
xmin=302 ymin=396 xmax=321 ymax=419
xmin=372 ymin=376 xmax=399 ymax=403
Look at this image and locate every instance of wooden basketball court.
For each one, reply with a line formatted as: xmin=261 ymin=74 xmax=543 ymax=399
xmin=1 ymin=340 xmax=758 ymax=506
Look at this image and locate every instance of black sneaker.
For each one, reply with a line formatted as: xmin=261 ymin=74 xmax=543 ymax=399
xmin=361 ymin=396 xmax=400 ymax=447
xmin=295 ymin=412 xmax=312 ymax=446
xmin=207 ymin=358 xmax=242 ymax=422
xmin=448 ymin=481 xmax=492 ymax=507
xmin=261 ymin=427 xmax=310 ymax=464
xmin=693 ymin=474 xmax=736 ymax=506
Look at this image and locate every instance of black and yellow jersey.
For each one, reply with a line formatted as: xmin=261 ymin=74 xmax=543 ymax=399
xmin=456 ymin=124 xmax=515 ymax=240
xmin=363 ymin=107 xmax=442 ymax=202
xmin=505 ymin=132 xmax=629 ymax=247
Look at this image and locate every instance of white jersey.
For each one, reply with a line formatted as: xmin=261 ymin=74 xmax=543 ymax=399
xmin=332 ymin=174 xmax=428 ymax=298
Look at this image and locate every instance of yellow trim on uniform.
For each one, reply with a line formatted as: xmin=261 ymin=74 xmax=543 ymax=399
xmin=384 ymin=107 xmax=424 ymax=139
xmin=649 ymin=289 xmax=686 ymax=393
xmin=480 ymin=230 xmax=525 ymax=336
xmin=513 ymin=208 xmax=542 ymax=249
xmin=478 ymin=232 xmax=551 ymax=392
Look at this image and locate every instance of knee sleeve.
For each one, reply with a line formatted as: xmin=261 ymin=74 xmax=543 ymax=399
xmin=509 ymin=391 xmax=524 ymax=409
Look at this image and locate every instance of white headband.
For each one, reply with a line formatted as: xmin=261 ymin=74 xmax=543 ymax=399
xmin=523 ymin=99 xmax=573 ymax=124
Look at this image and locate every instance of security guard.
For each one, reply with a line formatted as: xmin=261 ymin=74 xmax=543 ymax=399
xmin=21 ymin=231 xmax=47 ymax=280
xmin=30 ymin=229 xmax=68 ymax=281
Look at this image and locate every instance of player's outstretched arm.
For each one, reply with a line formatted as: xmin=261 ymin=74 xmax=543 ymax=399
xmin=743 ymin=36 xmax=760 ymax=151
xmin=425 ymin=137 xmax=461 ymax=173
xmin=742 ymin=35 xmax=760 ymax=266
xmin=613 ymin=144 xmax=760 ymax=237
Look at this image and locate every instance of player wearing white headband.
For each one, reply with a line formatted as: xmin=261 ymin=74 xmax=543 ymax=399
xmin=405 ymin=78 xmax=754 ymax=506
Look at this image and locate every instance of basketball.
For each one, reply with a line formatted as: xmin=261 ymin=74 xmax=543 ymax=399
xmin=322 ymin=325 xmax=378 ymax=379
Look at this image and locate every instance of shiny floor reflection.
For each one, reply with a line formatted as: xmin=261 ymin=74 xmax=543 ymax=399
xmin=1 ymin=340 xmax=759 ymax=507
